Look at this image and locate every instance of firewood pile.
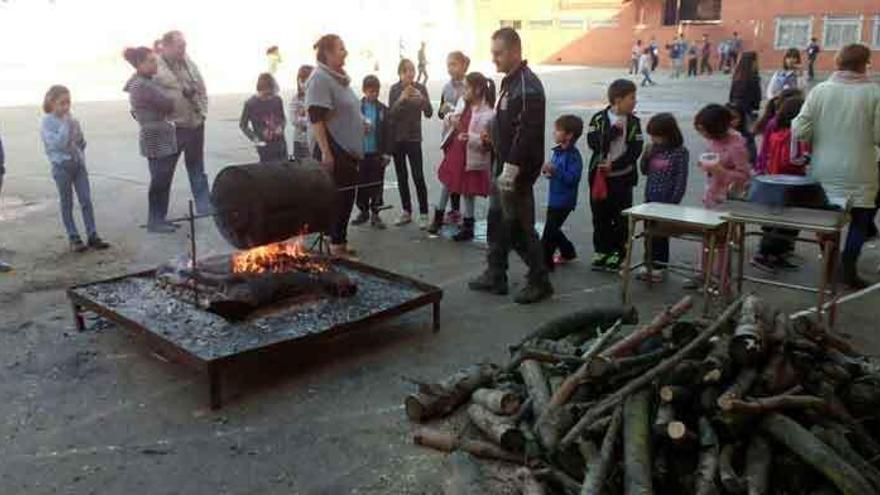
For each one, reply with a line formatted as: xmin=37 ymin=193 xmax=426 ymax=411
xmin=404 ymin=295 xmax=880 ymax=495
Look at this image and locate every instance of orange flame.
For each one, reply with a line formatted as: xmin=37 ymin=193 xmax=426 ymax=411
xmin=230 ymin=233 xmax=327 ymax=275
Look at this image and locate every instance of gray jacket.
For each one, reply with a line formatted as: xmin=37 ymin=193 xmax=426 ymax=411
xmin=388 ymin=82 xmax=433 ymax=143
xmin=124 ymin=74 xmax=177 ymax=159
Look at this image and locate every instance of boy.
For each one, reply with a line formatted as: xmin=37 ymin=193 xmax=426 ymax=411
xmin=586 ymin=79 xmax=644 ymax=272
xmin=541 ymin=115 xmax=584 ymax=271
xmin=352 ymin=75 xmax=392 ymax=229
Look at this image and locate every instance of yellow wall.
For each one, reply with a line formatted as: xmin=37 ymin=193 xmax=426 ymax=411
xmin=470 ymin=0 xmax=625 ymax=63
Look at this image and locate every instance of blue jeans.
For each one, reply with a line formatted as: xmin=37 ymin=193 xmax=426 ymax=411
xmin=148 ymin=154 xmax=177 ymax=226
xmin=170 ymin=125 xmax=213 ymax=214
xmin=844 ymin=208 xmax=875 ymax=261
xmin=51 ymin=159 xmax=96 ymax=241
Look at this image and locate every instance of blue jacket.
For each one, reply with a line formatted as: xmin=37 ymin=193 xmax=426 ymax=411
xmin=547 ymin=145 xmax=583 ymax=209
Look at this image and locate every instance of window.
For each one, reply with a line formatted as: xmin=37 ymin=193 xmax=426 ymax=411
xmin=558 ymin=18 xmax=585 ymax=30
xmin=663 ymin=0 xmax=722 ymax=25
xmin=775 ymin=17 xmax=812 ymax=49
xmin=823 ymin=15 xmax=862 ymax=50
xmin=528 ymin=19 xmax=554 ymax=30
xmin=499 ymin=20 xmax=522 ymax=30
xmin=589 ymin=18 xmax=619 ymax=29
xmin=872 ymin=15 xmax=880 ymax=48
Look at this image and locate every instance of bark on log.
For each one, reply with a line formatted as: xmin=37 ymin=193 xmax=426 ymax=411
xmin=514 ymin=306 xmax=638 ymax=348
xmin=730 ymin=295 xmax=765 ymax=366
xmin=602 ymin=296 xmax=694 ymax=358
xmin=526 ymin=339 xmax=580 ymax=356
xmin=510 ymin=348 xmax=585 ymax=370
xmin=745 ymin=436 xmax=771 ymax=495
xmin=719 ymin=444 xmax=746 ymax=494
xmin=812 ymin=425 xmax=880 ymax=493
xmin=518 ymin=468 xmax=547 ymax=495
xmin=413 ymin=427 xmax=525 ymax=464
xmin=717 ymin=368 xmax=759 ymax=411
xmin=722 ymin=395 xmax=827 ymax=414
xmin=404 ymin=364 xmax=498 ymax=422
xmin=696 ymin=417 xmax=720 ymax=495
xmin=520 ymin=360 xmax=552 ymax=418
xmin=759 ymin=413 xmax=874 ymax=495
xmin=623 ymin=389 xmax=654 ymax=495
xmin=584 ymin=415 xmax=612 ymax=438
xmin=467 ymin=403 xmax=526 ymax=454
xmin=471 ymin=388 xmax=521 ymax=416
xmin=702 ymin=335 xmax=732 ymax=384
xmin=560 ymin=297 xmax=744 ymax=448
xmin=757 ymin=353 xmax=798 ymax=395
xmin=653 ymin=403 xmax=676 ymax=437
xmin=791 ymin=316 xmax=857 ymax=356
xmin=442 ymin=452 xmax=485 ymax=495
xmin=587 ymin=348 xmax=671 ymax=381
xmin=581 ymin=407 xmax=623 ymax=495
xmin=659 ymin=385 xmax=693 ymax=405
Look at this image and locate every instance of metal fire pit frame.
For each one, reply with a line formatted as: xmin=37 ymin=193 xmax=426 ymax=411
xmin=67 ymin=257 xmax=442 ymax=409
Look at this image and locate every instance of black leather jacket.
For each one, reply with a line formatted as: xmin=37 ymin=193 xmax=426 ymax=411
xmin=492 ymin=61 xmax=546 ymax=184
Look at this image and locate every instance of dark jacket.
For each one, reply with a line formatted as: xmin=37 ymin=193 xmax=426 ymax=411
xmin=361 ymin=98 xmax=392 ymax=156
xmin=586 ymin=107 xmax=644 ymax=187
xmin=547 ymin=145 xmax=583 ymax=209
xmin=388 ymin=82 xmax=432 ymax=143
xmin=493 ymin=61 xmax=546 ymax=184
xmin=639 ymin=144 xmax=689 ymax=204
xmin=729 ymin=76 xmax=762 ymax=115
xmin=124 ymin=73 xmax=177 ymax=159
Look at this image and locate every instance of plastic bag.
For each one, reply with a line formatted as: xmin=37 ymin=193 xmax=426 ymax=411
xmin=591 ymin=168 xmax=608 ymax=201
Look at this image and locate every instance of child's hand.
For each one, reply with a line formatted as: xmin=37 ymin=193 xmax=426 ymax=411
xmin=541 ymin=162 xmax=555 ymax=177
xmin=598 ymin=160 xmax=612 ymax=171
xmin=457 ymin=132 xmax=469 ymax=142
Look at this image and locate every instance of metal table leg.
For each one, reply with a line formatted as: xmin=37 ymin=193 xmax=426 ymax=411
xmin=817 ymin=237 xmax=834 ymax=326
xmin=703 ymin=233 xmax=717 ymax=317
xmin=432 ymin=301 xmax=441 ymax=333
xmin=621 ymin=216 xmax=637 ymax=305
xmin=736 ymin=223 xmax=746 ymax=295
xmin=644 ymin=221 xmax=654 ymax=287
xmin=71 ymin=302 xmax=86 ymax=332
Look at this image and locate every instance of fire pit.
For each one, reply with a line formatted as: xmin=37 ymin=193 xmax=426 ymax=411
xmin=67 ymin=160 xmax=443 ymax=408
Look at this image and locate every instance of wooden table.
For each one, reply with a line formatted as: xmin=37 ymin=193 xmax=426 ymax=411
xmin=720 ymin=200 xmax=848 ymax=326
xmin=622 ymin=203 xmax=729 ymax=316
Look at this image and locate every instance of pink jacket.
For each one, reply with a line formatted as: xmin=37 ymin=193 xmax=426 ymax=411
xmin=700 ymin=130 xmax=752 ymax=208
xmin=442 ymin=99 xmax=495 ymax=172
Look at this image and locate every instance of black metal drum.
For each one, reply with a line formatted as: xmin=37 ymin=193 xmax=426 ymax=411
xmin=747 ymin=174 xmax=828 ymax=209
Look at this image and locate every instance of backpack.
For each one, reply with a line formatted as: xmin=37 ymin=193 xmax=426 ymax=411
xmin=767 ymin=128 xmax=807 ymax=176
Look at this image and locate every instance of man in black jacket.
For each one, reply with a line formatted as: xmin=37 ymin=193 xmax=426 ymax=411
xmin=468 ymin=27 xmax=552 ymax=304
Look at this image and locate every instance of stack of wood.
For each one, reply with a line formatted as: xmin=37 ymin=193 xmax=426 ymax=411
xmin=405 ymin=296 xmax=880 ymax=495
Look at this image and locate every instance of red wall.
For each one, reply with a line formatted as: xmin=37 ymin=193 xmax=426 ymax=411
xmin=549 ymin=0 xmax=880 ymax=72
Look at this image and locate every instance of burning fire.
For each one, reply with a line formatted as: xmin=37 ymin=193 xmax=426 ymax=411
xmin=231 ymin=235 xmax=327 ymax=275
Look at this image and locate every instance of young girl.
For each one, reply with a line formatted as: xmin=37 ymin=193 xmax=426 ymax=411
xmin=40 ymin=85 xmax=110 ymax=252
xmin=290 ymin=65 xmax=313 ymax=160
xmin=754 ymin=88 xmax=803 ymax=175
xmin=240 ymin=73 xmax=287 ymax=163
xmin=638 ymin=47 xmax=656 ymax=87
xmin=766 ymin=48 xmax=802 ymax=100
xmin=637 ymin=113 xmax=689 ymax=282
xmin=427 ymin=72 xmax=495 ymax=241
xmin=389 ymin=58 xmax=433 ymax=228
xmin=438 ymin=51 xmax=470 ymax=225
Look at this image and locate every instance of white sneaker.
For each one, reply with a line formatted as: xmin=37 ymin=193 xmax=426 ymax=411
xmin=635 ymin=267 xmax=665 ymax=283
xmin=394 ymin=211 xmax=412 ymax=226
xmin=418 ymin=214 xmax=430 ymax=230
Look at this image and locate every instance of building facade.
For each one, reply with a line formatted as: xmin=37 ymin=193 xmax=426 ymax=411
xmin=468 ymin=0 xmax=880 ymax=72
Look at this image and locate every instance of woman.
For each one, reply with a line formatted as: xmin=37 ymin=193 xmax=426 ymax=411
xmin=729 ymin=51 xmax=762 ymax=121
xmin=793 ymin=44 xmax=880 ymax=289
xmin=305 ymin=34 xmax=364 ymax=257
xmin=389 ymin=58 xmax=433 ymax=228
xmin=766 ymin=48 xmax=802 ymax=100
xmin=123 ymin=46 xmax=179 ymax=234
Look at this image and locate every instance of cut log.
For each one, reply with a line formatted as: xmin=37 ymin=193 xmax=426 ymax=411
xmin=623 ymin=389 xmax=654 ymax=495
xmin=719 ymin=444 xmax=746 ymax=494
xmin=525 ymin=339 xmax=580 ymax=356
xmin=756 ymin=353 xmax=798 ymax=395
xmin=471 ymin=388 xmax=521 ymax=416
xmin=587 ymin=348 xmax=672 ymax=380
xmin=520 ymin=360 xmax=552 ymax=418
xmin=653 ymin=403 xmax=676 ymax=437
xmin=759 ymin=413 xmax=874 ymax=495
xmin=413 ymin=427 xmax=525 ymax=464
xmin=467 ymin=403 xmax=526 ymax=454
xmin=602 ymin=296 xmax=694 ymax=358
xmin=702 ymin=335 xmax=732 ymax=384
xmin=745 ymin=436 xmax=771 ymax=495
xmin=791 ymin=316 xmax=856 ymax=355
xmin=721 ymin=394 xmax=827 ymax=415
xmin=717 ymin=368 xmax=759 ymax=411
xmin=730 ymin=295 xmax=765 ymax=366
xmin=696 ymin=417 xmax=720 ymax=495
xmin=584 ymin=415 xmax=612 ymax=438
xmin=510 ymin=348 xmax=586 ymax=370
xmin=518 ymin=468 xmax=547 ymax=495
xmin=812 ymin=425 xmax=880 ymax=493
xmin=514 ymin=306 xmax=638 ymax=348
xmin=667 ymin=421 xmax=697 ymax=444
xmin=404 ymin=364 xmax=498 ymax=422
xmin=581 ymin=407 xmax=623 ymax=495
xmin=560 ymin=297 xmax=744 ymax=448
xmin=442 ymin=452 xmax=485 ymax=495
xmin=659 ymin=385 xmax=693 ymax=405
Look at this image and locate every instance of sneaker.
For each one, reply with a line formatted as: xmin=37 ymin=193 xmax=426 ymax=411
xmin=87 ymin=236 xmax=111 ymax=250
xmin=750 ymin=254 xmax=776 ymax=274
xmin=70 ymin=239 xmax=87 ymax=253
xmin=350 ymin=210 xmax=370 ymax=226
xmin=418 ymin=213 xmax=430 ymax=230
xmin=370 ymin=213 xmax=386 ymax=230
xmin=635 ymin=267 xmax=665 ymax=283
xmin=514 ymin=280 xmax=554 ymax=304
xmin=148 ymin=223 xmax=177 ymax=234
xmin=394 ymin=211 xmax=412 ymax=226
xmin=0 ymin=261 xmax=12 ymax=273
xmin=468 ymin=271 xmax=509 ymax=295
xmin=591 ymin=253 xmax=609 ymax=271
xmin=604 ymin=253 xmax=622 ymax=271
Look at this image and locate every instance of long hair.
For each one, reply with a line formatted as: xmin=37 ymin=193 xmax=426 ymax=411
xmin=646 ymin=113 xmax=684 ymax=148
xmin=732 ymin=51 xmax=758 ymax=82
xmin=123 ymin=46 xmax=152 ymax=69
xmin=694 ymin=104 xmax=733 ymax=140
xmin=256 ymin=73 xmax=277 ymax=94
xmin=43 ymin=85 xmax=70 ymax=114
xmin=776 ymin=96 xmax=805 ymax=130
xmin=465 ymin=72 xmax=495 ymax=107
xmin=782 ymin=48 xmax=801 ymax=70
xmin=754 ymin=88 xmax=803 ymax=134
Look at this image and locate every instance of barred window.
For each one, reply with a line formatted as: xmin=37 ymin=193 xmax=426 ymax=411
xmin=559 ymin=18 xmax=585 ymax=30
xmin=822 ymin=15 xmax=862 ymax=50
xmin=775 ymin=17 xmax=812 ymax=50
xmin=872 ymin=15 xmax=880 ymax=49
xmin=528 ymin=19 xmax=554 ymax=30
xmin=499 ymin=20 xmax=522 ymax=30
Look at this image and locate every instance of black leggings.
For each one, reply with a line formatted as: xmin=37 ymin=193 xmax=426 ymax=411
xmin=314 ymin=142 xmax=357 ymax=245
xmin=393 ymin=141 xmax=428 ymax=215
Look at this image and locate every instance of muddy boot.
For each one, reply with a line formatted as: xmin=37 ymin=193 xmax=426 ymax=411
xmin=840 ymin=256 xmax=869 ymax=290
xmin=514 ymin=277 xmax=554 ymax=305
xmin=468 ymin=270 xmax=508 ymax=295
xmin=452 ymin=217 xmax=475 ymax=242
xmin=426 ymin=208 xmax=444 ymax=235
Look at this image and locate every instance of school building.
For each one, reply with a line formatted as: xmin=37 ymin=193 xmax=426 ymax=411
xmin=462 ymin=0 xmax=880 ymax=72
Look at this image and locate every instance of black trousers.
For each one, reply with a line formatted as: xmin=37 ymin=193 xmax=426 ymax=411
xmin=807 ymin=59 xmax=816 ymax=80
xmin=590 ymin=178 xmax=633 ymax=256
xmin=687 ymin=59 xmax=698 ymax=77
xmin=356 ymin=153 xmax=385 ymax=214
xmin=650 ymin=234 xmax=670 ymax=268
xmin=314 ymin=142 xmax=357 ymax=245
xmin=393 ymin=141 xmax=428 ymax=215
xmin=541 ymin=207 xmax=576 ymax=267
xmin=700 ymin=55 xmax=713 ymax=75
xmin=759 ymin=228 xmax=798 ymax=257
xmin=257 ymin=139 xmax=288 ymax=164
xmin=486 ymin=182 xmax=548 ymax=283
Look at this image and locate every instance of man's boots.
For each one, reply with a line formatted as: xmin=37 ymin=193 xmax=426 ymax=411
xmin=514 ymin=276 xmax=554 ymax=304
xmin=468 ymin=270 xmax=508 ymax=295
xmin=453 ymin=218 xmax=475 ymax=242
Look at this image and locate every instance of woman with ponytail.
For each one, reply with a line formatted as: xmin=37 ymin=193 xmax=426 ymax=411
xmin=427 ymin=72 xmax=495 ymax=241
xmin=122 ymin=46 xmax=179 ymax=233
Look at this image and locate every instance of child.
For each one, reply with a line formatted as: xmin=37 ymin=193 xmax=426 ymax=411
xmin=687 ymin=42 xmax=699 ymax=77
xmin=694 ymin=104 xmax=751 ymax=209
xmin=637 ymin=113 xmax=689 ymax=282
xmin=290 ymin=65 xmax=313 ymax=160
xmin=240 ymin=73 xmax=287 ymax=163
xmin=638 ymin=47 xmax=656 ymax=87
xmin=428 ymin=72 xmax=495 ymax=241
xmin=754 ymin=88 xmax=803 ymax=175
xmin=540 ymin=115 xmax=584 ymax=270
xmin=725 ymin=103 xmax=757 ymax=165
xmin=40 ymin=85 xmax=110 ymax=252
xmin=766 ymin=48 xmax=802 ymax=100
xmin=587 ymin=79 xmax=644 ymax=271
xmin=438 ymin=51 xmax=471 ymax=225
xmin=389 ymin=58 xmax=433 ymax=228
xmin=352 ymin=75 xmax=391 ymax=229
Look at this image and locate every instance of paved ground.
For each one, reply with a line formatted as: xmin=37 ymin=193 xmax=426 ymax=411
xmin=1 ymin=67 xmax=879 ymax=494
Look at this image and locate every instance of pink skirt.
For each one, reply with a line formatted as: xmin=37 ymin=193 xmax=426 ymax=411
xmin=438 ymin=138 xmax=490 ymax=197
